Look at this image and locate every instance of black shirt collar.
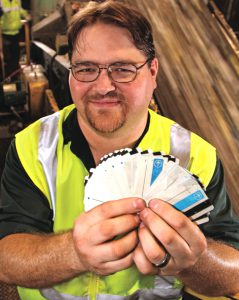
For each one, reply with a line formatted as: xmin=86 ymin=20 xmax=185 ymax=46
xmin=62 ymin=108 xmax=150 ymax=171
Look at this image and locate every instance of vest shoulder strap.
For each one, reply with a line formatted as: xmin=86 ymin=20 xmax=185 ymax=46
xmin=170 ymin=123 xmax=191 ymax=169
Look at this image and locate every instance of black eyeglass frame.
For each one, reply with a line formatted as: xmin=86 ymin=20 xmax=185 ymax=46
xmin=69 ymin=59 xmax=151 ymax=83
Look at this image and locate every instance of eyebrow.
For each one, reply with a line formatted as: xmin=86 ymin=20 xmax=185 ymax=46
xmin=71 ymin=60 xmax=136 ymax=66
xmin=71 ymin=61 xmax=95 ymax=66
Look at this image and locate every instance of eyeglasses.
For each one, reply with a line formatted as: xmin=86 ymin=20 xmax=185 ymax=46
xmin=69 ymin=59 xmax=150 ymax=83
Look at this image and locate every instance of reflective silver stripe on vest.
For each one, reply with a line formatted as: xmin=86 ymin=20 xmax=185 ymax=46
xmin=40 ymin=288 xmax=181 ymax=300
xmin=38 ymin=112 xmax=60 ymax=219
xmin=40 ymin=288 xmax=88 ymax=300
xmin=170 ymin=123 xmax=191 ymax=169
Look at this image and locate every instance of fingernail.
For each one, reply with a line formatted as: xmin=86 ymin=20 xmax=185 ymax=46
xmin=133 ymin=198 xmax=145 ymax=209
xmin=149 ymin=199 xmax=160 ymax=209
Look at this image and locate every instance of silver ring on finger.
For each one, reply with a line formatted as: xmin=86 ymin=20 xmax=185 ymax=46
xmin=154 ymin=252 xmax=171 ymax=268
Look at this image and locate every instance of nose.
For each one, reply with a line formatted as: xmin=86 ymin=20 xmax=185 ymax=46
xmin=92 ymin=68 xmax=116 ymax=95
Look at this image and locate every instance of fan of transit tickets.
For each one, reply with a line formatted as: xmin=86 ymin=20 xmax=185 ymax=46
xmin=84 ymin=148 xmax=213 ymax=225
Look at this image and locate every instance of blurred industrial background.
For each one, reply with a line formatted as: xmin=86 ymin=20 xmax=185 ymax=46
xmin=0 ymin=0 xmax=239 ymax=299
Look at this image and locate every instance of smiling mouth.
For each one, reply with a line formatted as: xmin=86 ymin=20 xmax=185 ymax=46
xmin=89 ymin=99 xmax=121 ymax=106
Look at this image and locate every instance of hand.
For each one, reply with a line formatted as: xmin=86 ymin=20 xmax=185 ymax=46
xmin=133 ymin=199 xmax=207 ymax=276
xmin=73 ymin=197 xmax=146 ymax=275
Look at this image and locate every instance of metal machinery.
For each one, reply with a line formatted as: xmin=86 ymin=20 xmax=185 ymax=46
xmin=0 ymin=29 xmax=28 ymax=136
xmin=30 ymin=0 xmax=78 ymax=110
xmin=0 ymin=21 xmax=50 ymax=138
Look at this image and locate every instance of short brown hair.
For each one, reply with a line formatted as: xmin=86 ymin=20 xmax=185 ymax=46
xmin=67 ymin=0 xmax=155 ymax=63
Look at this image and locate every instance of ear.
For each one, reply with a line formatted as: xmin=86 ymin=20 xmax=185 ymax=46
xmin=150 ymin=57 xmax=158 ymax=79
xmin=150 ymin=58 xmax=158 ymax=89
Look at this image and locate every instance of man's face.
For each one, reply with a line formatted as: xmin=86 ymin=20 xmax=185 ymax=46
xmin=69 ymin=22 xmax=158 ymax=134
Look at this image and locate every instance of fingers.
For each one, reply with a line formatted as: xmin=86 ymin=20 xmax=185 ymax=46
xmin=72 ymin=197 xmax=146 ymax=275
xmin=73 ymin=197 xmax=145 ymax=248
xmin=137 ymin=223 xmax=176 ymax=274
xmin=148 ymin=199 xmax=207 ymax=255
xmin=75 ymin=197 xmax=146 ymax=233
xmin=92 ymin=252 xmax=135 ymax=275
xmin=90 ymin=197 xmax=146 ymax=220
xmin=138 ymin=223 xmax=170 ymax=266
xmin=74 ymin=229 xmax=139 ymax=275
xmin=93 ymin=230 xmax=139 ymax=263
xmin=133 ymin=242 xmax=158 ymax=275
xmin=72 ymin=197 xmax=207 ymax=276
xmin=139 ymin=206 xmax=191 ymax=261
xmin=138 ymin=200 xmax=207 ymax=274
xmin=73 ymin=213 xmax=140 ymax=258
xmin=92 ymin=214 xmax=140 ymax=244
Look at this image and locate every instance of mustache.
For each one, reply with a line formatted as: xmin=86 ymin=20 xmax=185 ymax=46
xmin=85 ymin=91 xmax=125 ymax=102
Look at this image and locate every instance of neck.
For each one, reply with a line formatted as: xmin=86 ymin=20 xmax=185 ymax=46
xmin=78 ymin=114 xmax=148 ymax=165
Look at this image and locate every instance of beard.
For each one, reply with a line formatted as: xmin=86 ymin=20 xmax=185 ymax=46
xmin=84 ymin=91 xmax=128 ymax=134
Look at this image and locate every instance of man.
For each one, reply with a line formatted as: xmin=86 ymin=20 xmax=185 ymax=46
xmin=0 ymin=1 xmax=239 ymax=299
xmin=0 ymin=0 xmax=28 ymax=80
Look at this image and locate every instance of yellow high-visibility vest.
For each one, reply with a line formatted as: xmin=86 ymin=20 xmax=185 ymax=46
xmin=15 ymin=104 xmax=216 ymax=300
